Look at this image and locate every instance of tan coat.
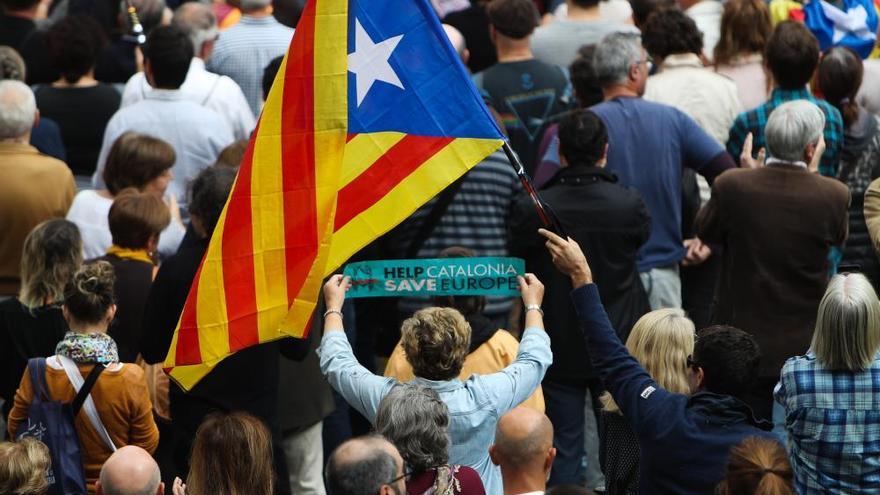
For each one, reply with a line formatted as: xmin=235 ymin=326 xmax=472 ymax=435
xmin=0 ymin=143 xmax=75 ymax=296
xmin=384 ymin=330 xmax=545 ymax=412
xmin=863 ymin=177 xmax=880 ymax=253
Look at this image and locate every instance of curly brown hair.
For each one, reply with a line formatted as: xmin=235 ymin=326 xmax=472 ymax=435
xmin=401 ymin=307 xmax=471 ymax=381
xmin=641 ymin=8 xmax=703 ymax=60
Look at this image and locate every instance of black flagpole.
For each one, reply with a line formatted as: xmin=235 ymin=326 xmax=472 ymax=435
xmin=501 ymin=141 xmax=566 ymax=237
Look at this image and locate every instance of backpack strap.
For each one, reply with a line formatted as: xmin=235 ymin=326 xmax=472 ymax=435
xmin=57 ymin=356 xmax=117 ymax=453
xmin=70 ymin=363 xmax=104 ymax=415
xmin=27 ymin=358 xmax=49 ymax=403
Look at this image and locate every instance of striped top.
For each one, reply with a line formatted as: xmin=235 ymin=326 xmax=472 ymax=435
xmin=206 ymin=15 xmax=294 ymax=116
xmin=388 ymin=150 xmax=523 ymax=317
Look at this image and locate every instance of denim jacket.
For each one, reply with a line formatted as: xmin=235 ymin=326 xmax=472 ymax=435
xmin=318 ymin=327 xmax=552 ymax=495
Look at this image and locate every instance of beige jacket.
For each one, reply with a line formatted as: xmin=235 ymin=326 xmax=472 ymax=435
xmin=865 ymin=177 xmax=880 ymax=252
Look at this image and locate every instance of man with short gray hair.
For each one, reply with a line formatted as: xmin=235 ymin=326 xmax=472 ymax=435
xmin=121 ymin=2 xmax=255 ymax=140
xmin=95 ymin=446 xmax=164 ymax=495
xmin=697 ymin=99 xmax=850 ymax=420
xmin=0 ymin=80 xmax=75 ymax=297
xmin=207 ymin=0 xmax=294 ymax=115
xmin=590 ymin=31 xmax=736 ymax=311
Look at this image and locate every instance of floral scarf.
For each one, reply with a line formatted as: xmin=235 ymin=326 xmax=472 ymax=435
xmin=55 ymin=331 xmax=119 ymax=364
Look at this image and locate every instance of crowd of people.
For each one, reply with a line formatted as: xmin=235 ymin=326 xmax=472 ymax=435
xmin=2 ymin=0 xmax=880 ymax=493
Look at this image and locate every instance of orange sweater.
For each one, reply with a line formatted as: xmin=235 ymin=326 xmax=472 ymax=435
xmin=384 ymin=330 xmax=545 ymax=412
xmin=7 ymin=358 xmax=159 ymax=493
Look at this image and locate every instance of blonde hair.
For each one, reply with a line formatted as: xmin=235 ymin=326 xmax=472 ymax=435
xmin=602 ymin=308 xmax=695 ymax=413
xmin=0 ymin=438 xmax=51 ymax=495
xmin=810 ymin=273 xmax=880 ymax=371
xmin=19 ymin=219 xmax=83 ymax=310
xmin=717 ymin=437 xmax=794 ymax=495
xmin=401 ymin=307 xmax=471 ymax=381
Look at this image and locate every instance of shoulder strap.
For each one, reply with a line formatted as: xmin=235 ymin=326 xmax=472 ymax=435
xmin=201 ymin=74 xmax=222 ymax=106
xmin=57 ymin=356 xmax=117 ymax=453
xmin=71 ymin=364 xmax=104 ymax=414
xmin=27 ymin=358 xmax=49 ymax=403
xmin=405 ymin=175 xmax=467 ymax=259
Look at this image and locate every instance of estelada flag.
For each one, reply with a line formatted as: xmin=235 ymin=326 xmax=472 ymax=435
xmin=164 ymin=0 xmax=505 ymax=389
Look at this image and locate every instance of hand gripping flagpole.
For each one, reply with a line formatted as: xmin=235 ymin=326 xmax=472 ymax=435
xmin=501 ymin=141 xmax=567 ymax=237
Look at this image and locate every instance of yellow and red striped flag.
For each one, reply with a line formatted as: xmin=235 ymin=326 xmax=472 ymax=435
xmin=164 ymin=0 xmax=505 ymax=389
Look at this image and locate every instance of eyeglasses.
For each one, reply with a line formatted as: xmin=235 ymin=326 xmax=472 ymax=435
xmin=387 ymin=471 xmax=411 ymax=485
xmin=630 ymin=55 xmax=654 ymax=74
xmin=386 ymin=464 xmax=448 ymax=485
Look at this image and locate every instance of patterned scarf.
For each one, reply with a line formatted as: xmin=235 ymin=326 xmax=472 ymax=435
xmin=55 ymin=331 xmax=120 ymax=364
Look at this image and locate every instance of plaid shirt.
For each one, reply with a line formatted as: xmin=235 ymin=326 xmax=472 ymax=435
xmin=727 ymin=88 xmax=844 ymax=176
xmin=775 ymin=352 xmax=880 ymax=494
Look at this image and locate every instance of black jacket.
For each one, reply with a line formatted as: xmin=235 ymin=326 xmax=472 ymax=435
xmin=510 ymin=166 xmax=651 ymax=384
xmin=0 ymin=299 xmax=67 ymax=421
xmin=94 ymin=254 xmax=153 ymax=363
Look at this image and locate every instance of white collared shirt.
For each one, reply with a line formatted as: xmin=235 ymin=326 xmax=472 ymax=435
xmin=766 ymin=157 xmax=809 ymax=169
xmin=92 ymin=90 xmax=235 ymax=209
xmin=121 ymin=58 xmax=255 ymax=140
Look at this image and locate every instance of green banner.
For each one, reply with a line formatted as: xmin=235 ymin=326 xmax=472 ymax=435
xmin=342 ymin=257 xmax=525 ymax=298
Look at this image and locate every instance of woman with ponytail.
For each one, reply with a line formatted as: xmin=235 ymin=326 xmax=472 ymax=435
xmin=7 ymin=262 xmax=158 ymax=493
xmin=716 ymin=437 xmax=794 ymax=495
xmin=817 ymin=46 xmax=880 ymax=287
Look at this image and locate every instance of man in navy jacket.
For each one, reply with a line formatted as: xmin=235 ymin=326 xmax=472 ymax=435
xmin=539 ymin=228 xmax=777 ymax=494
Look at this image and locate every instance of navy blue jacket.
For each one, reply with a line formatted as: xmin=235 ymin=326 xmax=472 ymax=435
xmin=571 ymin=284 xmax=777 ymax=494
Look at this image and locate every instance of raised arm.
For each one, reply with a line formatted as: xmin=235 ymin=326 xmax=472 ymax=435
xmin=318 ymin=275 xmax=396 ymax=423
xmin=539 ymin=229 xmax=683 ymax=438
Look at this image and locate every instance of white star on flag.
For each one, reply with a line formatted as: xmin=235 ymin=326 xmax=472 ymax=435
xmin=348 ymin=19 xmax=405 ymax=107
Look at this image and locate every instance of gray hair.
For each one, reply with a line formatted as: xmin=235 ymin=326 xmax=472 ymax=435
xmin=592 ymin=32 xmax=643 ymax=88
xmin=325 ymin=436 xmax=399 ymax=495
xmin=811 ymin=273 xmax=880 ymax=371
xmin=765 ymin=100 xmax=825 ymax=162
xmin=0 ymin=80 xmax=36 ymax=139
xmin=172 ymin=2 xmax=218 ymax=53
xmin=376 ymin=383 xmax=449 ymax=472
xmin=0 ymin=46 xmax=26 ymax=81
xmin=240 ymin=0 xmax=271 ymax=11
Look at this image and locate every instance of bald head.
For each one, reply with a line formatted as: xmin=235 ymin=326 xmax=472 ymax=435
xmin=96 ymin=446 xmax=162 ymax=495
xmin=326 ymin=436 xmax=405 ymax=495
xmin=0 ymin=80 xmax=37 ymax=141
xmin=442 ymin=24 xmax=469 ymax=65
xmin=493 ymin=407 xmax=554 ymax=468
